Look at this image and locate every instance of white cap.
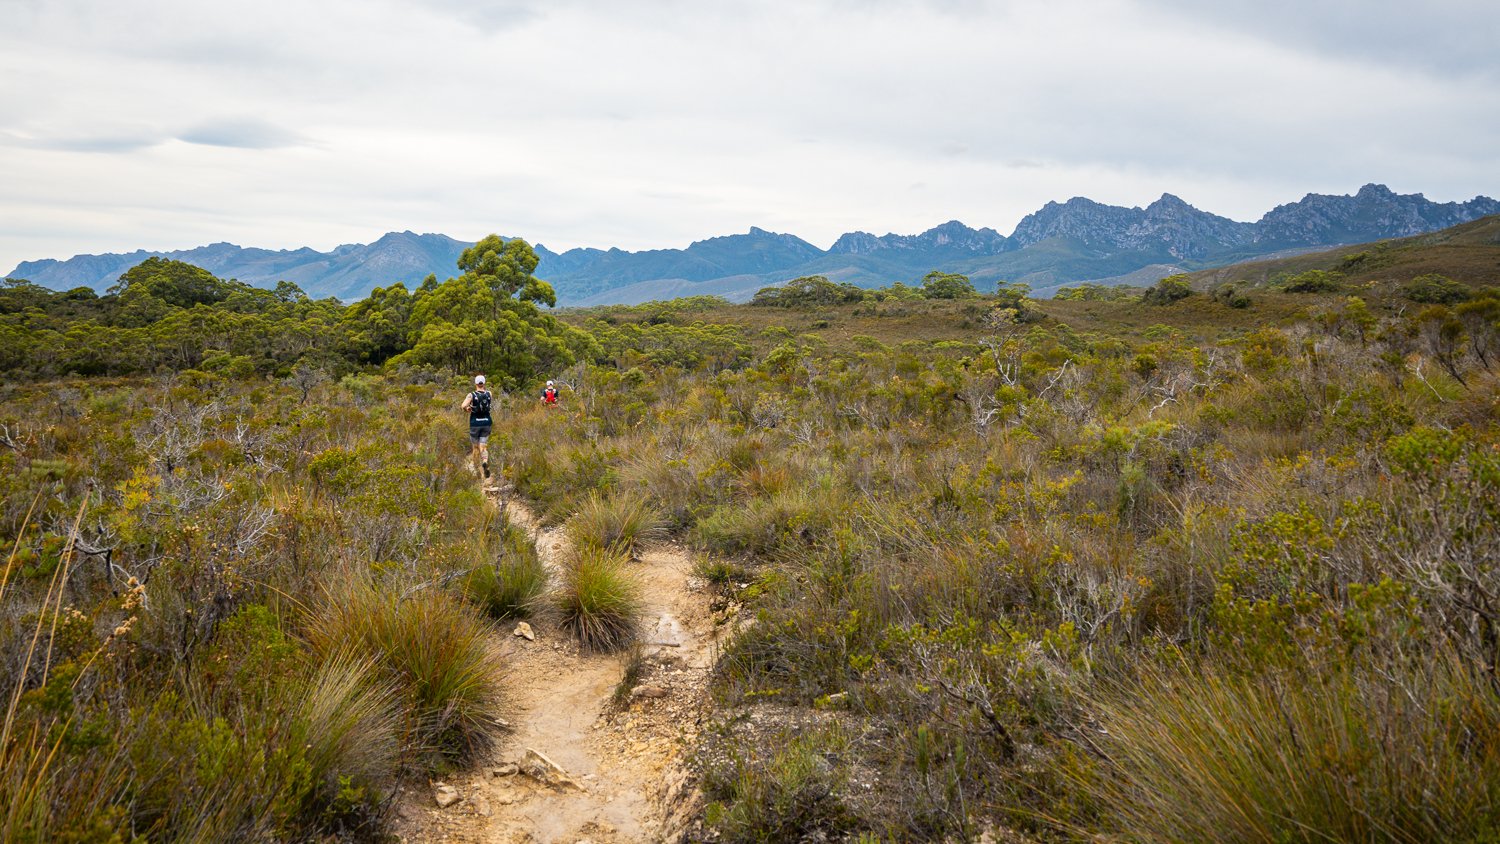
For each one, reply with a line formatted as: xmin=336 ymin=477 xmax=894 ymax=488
xmin=546 ymin=380 xmax=554 ymax=386
xmin=475 ymin=375 xmax=485 ymax=384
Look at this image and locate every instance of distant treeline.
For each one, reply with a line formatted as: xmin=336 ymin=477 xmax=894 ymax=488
xmin=1 ymin=245 xmax=1025 ymax=386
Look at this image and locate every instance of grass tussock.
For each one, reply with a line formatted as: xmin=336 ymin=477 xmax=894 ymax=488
xmin=464 ymin=516 xmax=547 ymax=619
xmin=555 ymin=546 xmax=643 ymax=652
xmin=564 ymin=492 xmax=667 ymax=558
xmin=1076 ymin=656 xmax=1500 ymax=843
xmin=309 ymin=576 xmax=504 ymax=763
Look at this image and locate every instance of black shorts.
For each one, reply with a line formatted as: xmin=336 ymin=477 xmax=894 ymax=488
xmin=469 ymin=424 xmax=491 ymax=444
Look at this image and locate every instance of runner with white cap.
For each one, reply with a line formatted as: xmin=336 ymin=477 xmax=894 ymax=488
xmin=461 ymin=374 xmax=493 ymax=478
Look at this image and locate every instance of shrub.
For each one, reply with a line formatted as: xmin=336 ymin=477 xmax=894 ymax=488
xmin=123 ymin=654 xmax=399 ymax=840
xmin=564 ymin=493 xmax=667 ymax=558
xmin=701 ymin=727 xmax=856 ymax=842
xmin=1279 ymin=269 xmax=1344 ymax=293
xmin=920 ymin=271 xmax=978 ymax=300
xmin=308 ymin=576 xmax=504 ymax=762
xmin=695 ymin=490 xmax=836 ymax=557
xmin=554 ymin=546 xmax=643 ymax=652
xmin=1211 ymin=284 xmax=1251 ymax=308
xmin=1142 ymin=275 xmax=1193 ymax=305
xmin=1401 ymin=273 xmax=1472 ymax=304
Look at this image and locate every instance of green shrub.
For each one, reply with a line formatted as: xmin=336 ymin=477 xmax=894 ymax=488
xmin=1142 ymin=275 xmax=1193 ymax=305
xmin=1401 ymin=273 xmax=1472 ymax=304
xmin=1211 ymin=284 xmax=1251 ymax=309
xmin=1279 ymin=269 xmax=1344 ymax=293
xmin=701 ymin=727 xmax=856 ymax=842
xmin=695 ymin=490 xmax=836 ymax=557
xmin=554 ymin=547 xmax=643 ymax=652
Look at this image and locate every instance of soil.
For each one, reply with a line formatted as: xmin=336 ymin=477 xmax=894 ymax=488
xmin=391 ymin=490 xmax=721 ymax=844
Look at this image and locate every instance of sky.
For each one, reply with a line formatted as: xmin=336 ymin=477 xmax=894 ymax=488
xmin=2 ymin=0 xmax=1498 ymax=274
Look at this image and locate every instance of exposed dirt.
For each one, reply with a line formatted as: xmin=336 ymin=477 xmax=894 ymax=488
xmin=392 ymin=491 xmax=720 ymax=843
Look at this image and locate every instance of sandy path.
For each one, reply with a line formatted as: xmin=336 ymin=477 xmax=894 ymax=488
xmin=394 ymin=495 xmax=716 ymax=844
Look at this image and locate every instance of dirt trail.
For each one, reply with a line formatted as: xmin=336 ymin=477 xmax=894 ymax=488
xmin=394 ymin=492 xmax=717 ymax=844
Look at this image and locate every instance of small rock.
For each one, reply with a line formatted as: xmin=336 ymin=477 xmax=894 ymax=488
xmin=647 ymin=614 xmax=685 ymax=647
xmin=631 ymin=684 xmax=669 ymax=699
xmin=433 ymin=783 xmax=461 ymax=808
xmin=471 ymin=794 xmax=491 ymax=817
xmin=496 ymin=793 xmax=515 ymax=806
xmin=513 ymin=622 xmax=535 ymax=641
xmin=492 ymin=762 xmax=519 ymax=777
xmin=520 ymin=747 xmax=585 ymax=791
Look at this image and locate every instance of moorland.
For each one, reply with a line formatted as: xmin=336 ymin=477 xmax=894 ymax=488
xmin=2 ymin=220 xmax=1499 ymax=842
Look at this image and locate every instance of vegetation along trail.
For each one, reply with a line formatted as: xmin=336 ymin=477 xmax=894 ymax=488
xmin=394 ymin=491 xmax=720 ymax=843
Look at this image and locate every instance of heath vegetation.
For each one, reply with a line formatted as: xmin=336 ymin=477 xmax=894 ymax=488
xmin=3 ymin=226 xmax=1499 ymax=841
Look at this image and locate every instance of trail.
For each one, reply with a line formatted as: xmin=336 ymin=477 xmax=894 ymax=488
xmin=394 ymin=491 xmax=717 ymax=844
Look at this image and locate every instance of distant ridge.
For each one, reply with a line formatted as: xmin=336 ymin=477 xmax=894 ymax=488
xmin=9 ymin=184 xmax=1498 ymax=305
xmin=9 ymin=231 xmax=472 ymax=302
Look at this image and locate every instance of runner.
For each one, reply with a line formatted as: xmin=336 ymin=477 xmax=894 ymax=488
xmin=462 ymin=374 xmax=493 ymax=479
xmin=541 ymin=380 xmax=560 ymax=407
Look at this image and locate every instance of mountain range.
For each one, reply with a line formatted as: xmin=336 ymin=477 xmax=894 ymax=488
xmin=10 ymin=184 xmax=1498 ymax=306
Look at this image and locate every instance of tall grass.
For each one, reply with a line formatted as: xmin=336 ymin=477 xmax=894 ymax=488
xmin=1073 ymin=655 xmax=1500 ymax=843
xmin=555 ymin=546 xmax=643 ymax=652
xmin=308 ymin=576 xmax=504 ymax=762
xmin=126 ymin=654 xmax=401 ymax=840
xmin=464 ymin=517 xmax=547 ymax=619
xmin=564 ymin=492 xmax=667 ymax=558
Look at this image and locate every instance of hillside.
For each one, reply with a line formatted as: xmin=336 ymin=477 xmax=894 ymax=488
xmin=1186 ymin=212 xmax=1500 ymax=291
xmin=9 ymin=184 xmax=1497 ymax=306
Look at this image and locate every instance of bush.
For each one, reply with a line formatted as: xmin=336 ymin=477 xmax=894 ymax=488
xmin=554 ymin=546 xmax=643 ymax=652
xmin=1401 ymin=273 xmax=1472 ymax=305
xmin=1211 ymin=284 xmax=1251 ymax=309
xmin=694 ymin=490 xmax=836 ymax=557
xmin=701 ymin=727 xmax=856 ymax=842
xmin=1142 ymin=275 xmax=1194 ymax=305
xmin=1279 ymin=269 xmax=1344 ymax=293
xmin=564 ymin=493 xmax=667 ymax=558
xmin=920 ymin=271 xmax=978 ymax=300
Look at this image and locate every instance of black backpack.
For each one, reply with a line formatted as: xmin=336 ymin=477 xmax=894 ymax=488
xmin=470 ymin=390 xmax=492 ymax=419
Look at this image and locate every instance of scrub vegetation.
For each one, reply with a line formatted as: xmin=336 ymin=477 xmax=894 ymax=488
xmin=3 ymin=223 xmax=1499 ymax=841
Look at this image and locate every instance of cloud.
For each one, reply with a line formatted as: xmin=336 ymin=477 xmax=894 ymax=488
xmin=1136 ymin=0 xmax=1500 ymax=80
xmin=2 ymin=131 xmax=164 ymax=153
xmin=0 ymin=0 xmax=1496 ymax=275
xmin=177 ymin=118 xmax=307 ymax=150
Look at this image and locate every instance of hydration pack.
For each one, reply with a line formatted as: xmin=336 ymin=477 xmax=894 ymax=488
xmin=470 ymin=390 xmax=492 ymax=422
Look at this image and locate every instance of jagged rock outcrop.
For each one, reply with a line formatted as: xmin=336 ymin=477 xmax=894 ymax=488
xmin=1011 ymin=193 xmax=1252 ymax=260
xmin=829 ymin=220 xmax=1011 ymax=256
xmin=1252 ymin=183 xmax=1500 ymax=248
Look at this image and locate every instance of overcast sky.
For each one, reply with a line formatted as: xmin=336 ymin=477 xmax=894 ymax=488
xmin=3 ymin=0 xmax=1498 ymax=273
